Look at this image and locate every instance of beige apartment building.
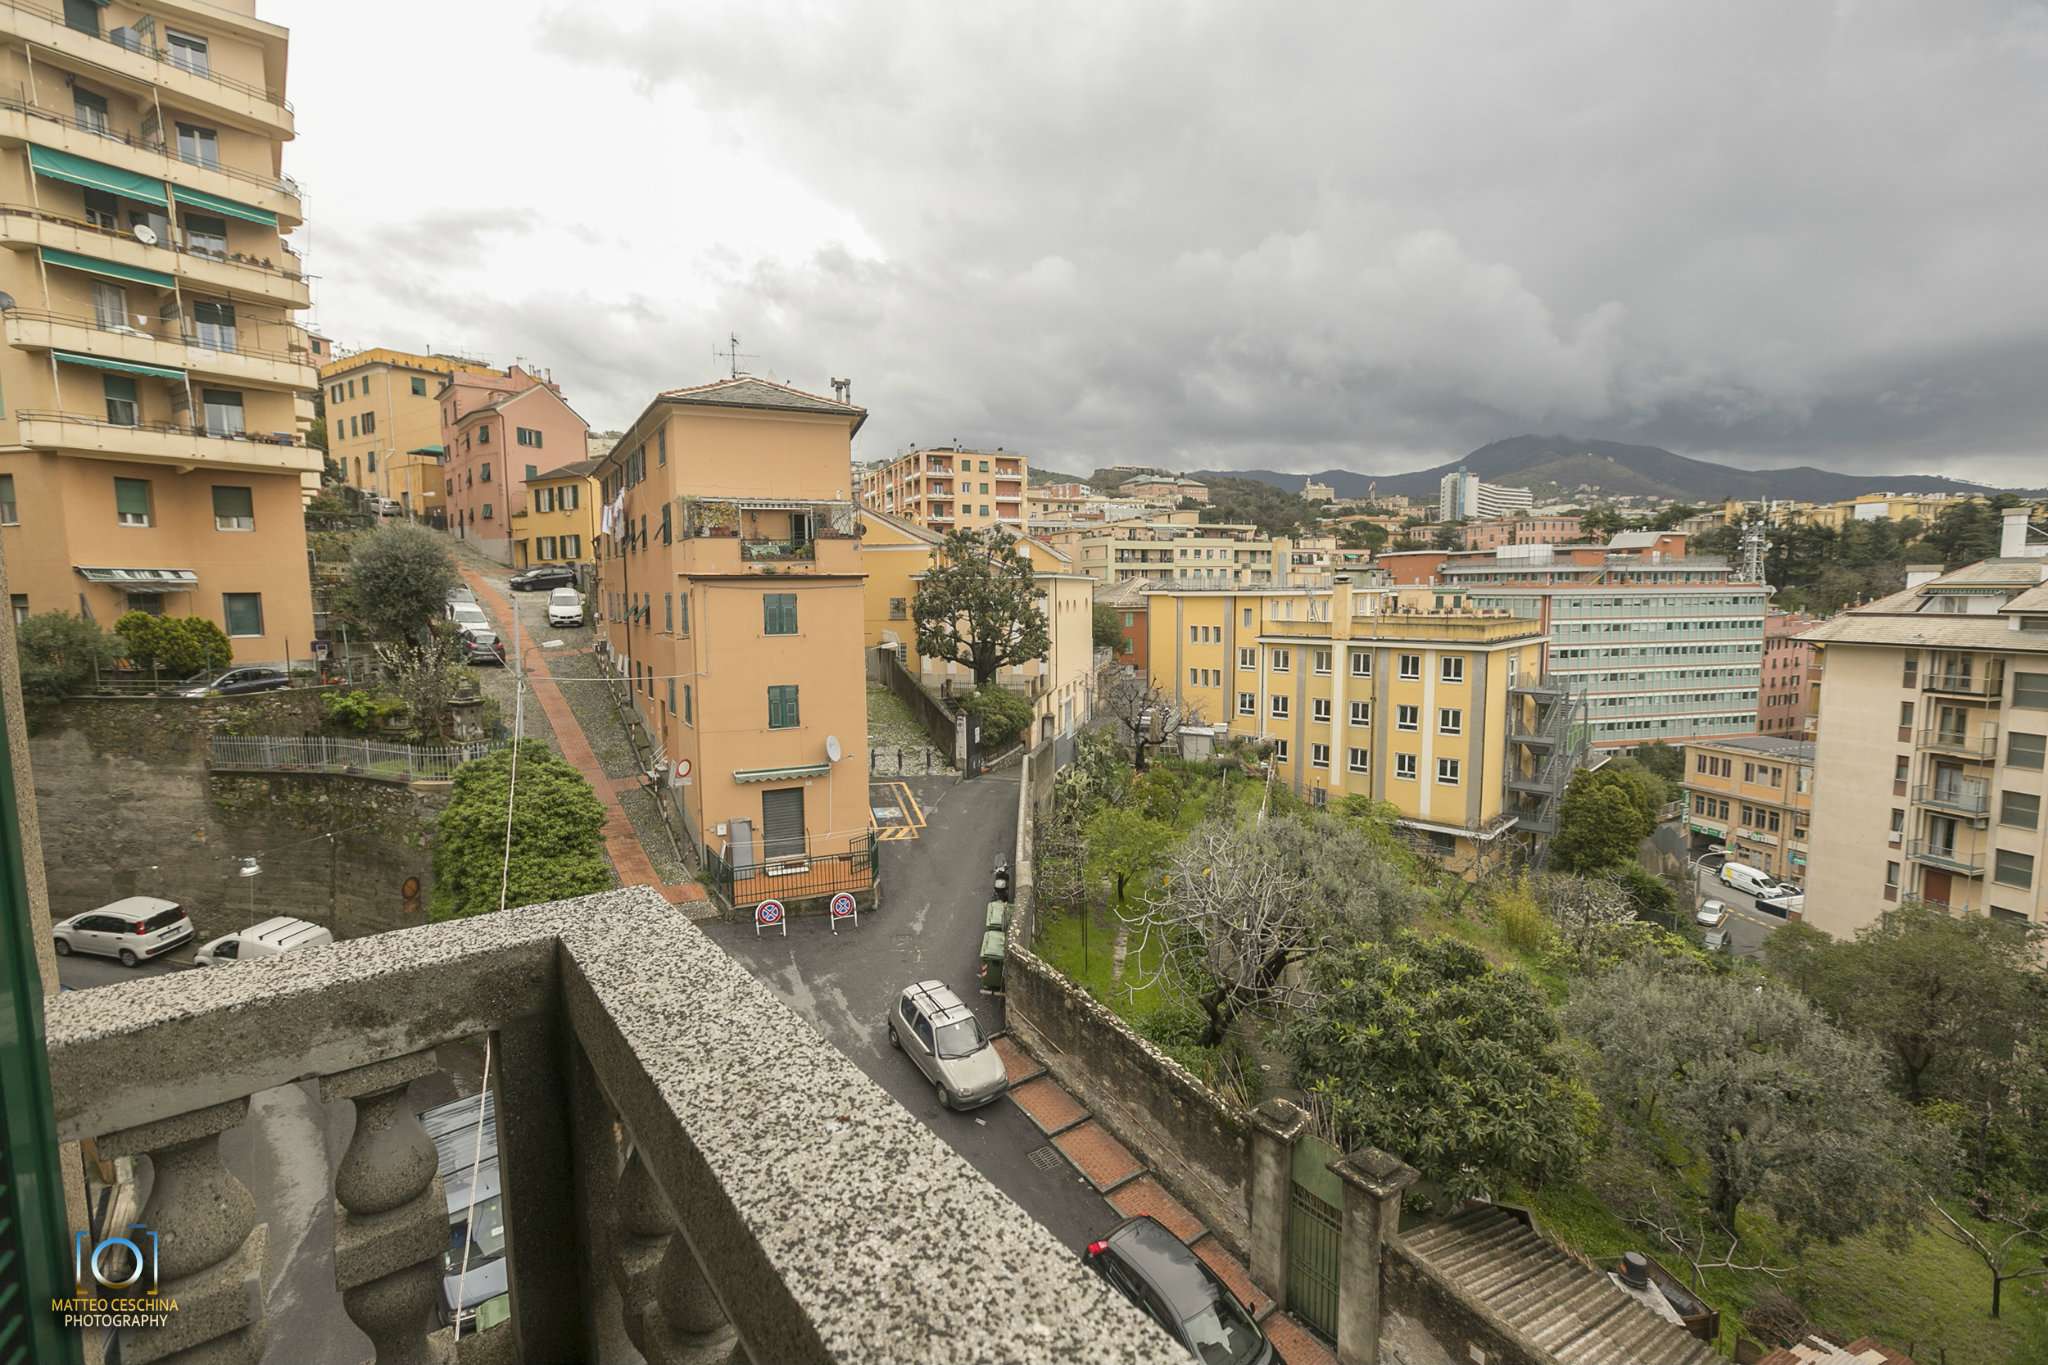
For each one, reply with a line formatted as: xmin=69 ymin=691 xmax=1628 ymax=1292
xmin=510 ymin=458 xmax=598 ymax=574
xmin=1041 ymin=520 xmax=1338 ymax=588
xmin=1681 ymin=734 xmax=1814 ymax=882
xmin=593 ymin=376 xmax=870 ymax=892
xmin=861 ymin=446 xmax=1027 ymax=533
xmin=319 ymin=346 xmax=498 ymax=518
xmin=1803 ymin=518 xmax=2048 ymax=935
xmin=0 ymin=0 xmax=318 ymax=665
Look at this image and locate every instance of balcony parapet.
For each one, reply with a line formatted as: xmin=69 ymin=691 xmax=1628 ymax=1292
xmin=45 ymin=887 xmax=1180 ymax=1364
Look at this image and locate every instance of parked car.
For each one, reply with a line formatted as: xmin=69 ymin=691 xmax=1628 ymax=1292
xmin=420 ymin=1090 xmax=510 ymax=1332
xmin=1085 ymin=1216 xmax=1273 ymax=1365
xmin=1694 ymin=899 xmax=1730 ymax=928
xmin=887 ymin=981 xmax=1007 ymax=1110
xmin=166 ymin=666 xmax=290 ymax=698
xmin=447 ymin=586 xmax=478 ymax=607
xmin=459 ymin=628 xmax=508 ymax=666
xmin=447 ymin=602 xmax=490 ymax=633
xmin=195 ymin=916 xmax=334 ymax=966
xmin=52 ymin=897 xmax=193 ymax=967
xmin=1757 ymin=891 xmax=1805 ymax=917
xmin=1704 ymin=926 xmax=1734 ymax=954
xmin=510 ymin=565 xmax=577 ymax=592
xmin=1718 ymin=862 xmax=1780 ymax=898
xmin=546 ymin=588 xmax=584 ymax=628
xmin=371 ymin=496 xmax=404 ymax=517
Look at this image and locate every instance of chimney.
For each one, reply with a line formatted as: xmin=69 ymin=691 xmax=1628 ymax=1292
xmin=1904 ymin=564 xmax=1944 ymax=591
xmin=1620 ymin=1252 xmax=1649 ymax=1289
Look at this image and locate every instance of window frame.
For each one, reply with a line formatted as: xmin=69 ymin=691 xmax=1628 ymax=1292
xmin=767 ymin=684 xmax=801 ymax=730
xmin=222 ymin=592 xmax=263 ymax=638
xmin=763 ymin=592 xmax=799 ymax=636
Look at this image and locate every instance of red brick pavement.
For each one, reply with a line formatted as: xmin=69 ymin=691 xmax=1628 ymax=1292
xmin=1007 ymin=1077 xmax=1086 ymax=1136
xmin=1108 ymin=1175 xmax=1203 ymax=1245
xmin=993 ymin=1036 xmax=1043 ymax=1086
xmin=1052 ymin=1120 xmax=1142 ymax=1193
xmin=463 ymin=569 xmax=704 ymax=904
xmin=1191 ymin=1235 xmax=1273 ymax=1320
xmin=1261 ymin=1308 xmax=1337 ymax=1365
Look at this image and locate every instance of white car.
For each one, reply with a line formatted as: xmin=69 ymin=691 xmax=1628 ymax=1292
xmin=1695 ymin=899 xmax=1730 ymax=928
xmin=448 ymin=602 xmax=490 ymax=633
xmin=1757 ymin=891 xmax=1805 ymax=917
xmin=53 ymin=897 xmax=193 ymax=967
xmin=195 ymin=916 xmax=334 ymax=966
xmin=546 ymin=588 xmax=584 ymax=628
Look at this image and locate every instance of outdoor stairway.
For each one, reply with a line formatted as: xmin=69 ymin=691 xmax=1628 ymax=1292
xmin=1402 ymin=1207 xmax=1720 ymax=1365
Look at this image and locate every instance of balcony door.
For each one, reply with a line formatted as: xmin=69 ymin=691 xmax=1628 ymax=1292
xmin=1928 ymin=813 xmax=1959 ymax=856
xmin=1923 ymin=868 xmax=1952 ymax=908
xmin=1935 ymin=704 xmax=1967 ymax=746
xmin=92 ymin=281 xmax=127 ymax=332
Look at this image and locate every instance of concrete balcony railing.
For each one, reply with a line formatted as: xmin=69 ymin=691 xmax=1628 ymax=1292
xmin=1918 ymin=721 xmax=1999 ymax=759
xmin=0 ymin=203 xmax=309 ymax=306
xmin=1922 ymin=668 xmax=2005 ymax=699
xmin=4 ymin=309 xmax=316 ymax=390
xmin=676 ymin=532 xmax=862 ymax=577
xmin=16 ymin=410 xmax=320 ymax=476
xmin=45 ymin=887 xmax=1179 ymax=1365
xmin=1905 ymin=837 xmax=1985 ymax=877
xmin=1912 ymin=779 xmax=1991 ymax=819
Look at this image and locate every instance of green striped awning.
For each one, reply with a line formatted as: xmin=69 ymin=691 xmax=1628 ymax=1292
xmin=169 ymin=185 xmax=278 ymax=227
xmin=28 ymin=146 xmax=167 ymax=207
xmin=732 ymin=763 xmax=831 ymax=784
xmin=39 ymin=247 xmax=175 ymax=290
xmin=54 ymin=351 xmax=185 ymax=381
xmin=407 ymin=445 xmax=445 ymax=456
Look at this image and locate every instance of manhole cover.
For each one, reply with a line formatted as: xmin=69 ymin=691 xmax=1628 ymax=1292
xmin=1029 ymin=1145 xmax=1065 ymax=1175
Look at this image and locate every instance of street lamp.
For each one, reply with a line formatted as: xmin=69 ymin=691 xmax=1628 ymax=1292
xmin=238 ymin=856 xmax=262 ymax=919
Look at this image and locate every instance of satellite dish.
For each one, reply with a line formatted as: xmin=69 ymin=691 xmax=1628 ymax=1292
xmin=132 ymin=223 xmax=158 ymax=247
xmin=0 ymin=292 xmax=14 ymax=312
xmin=824 ymin=735 xmax=843 ymax=764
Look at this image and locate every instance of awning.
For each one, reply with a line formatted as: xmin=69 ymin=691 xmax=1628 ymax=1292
xmin=39 ymin=246 xmax=175 ymax=290
xmin=169 ymin=185 xmax=278 ymax=227
xmin=732 ymin=763 xmax=831 ymax=784
xmin=28 ymin=147 xmax=166 ymax=207
xmin=55 ymin=350 xmax=185 ymax=381
xmin=407 ymin=444 xmax=445 ymax=456
xmin=75 ymin=567 xmax=198 ymax=592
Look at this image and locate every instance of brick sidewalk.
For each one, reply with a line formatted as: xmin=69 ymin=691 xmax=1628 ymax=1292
xmin=464 ymin=570 xmax=705 ymax=906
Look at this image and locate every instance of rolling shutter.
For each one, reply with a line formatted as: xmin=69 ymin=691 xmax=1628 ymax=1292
xmin=760 ymin=788 xmax=806 ymax=862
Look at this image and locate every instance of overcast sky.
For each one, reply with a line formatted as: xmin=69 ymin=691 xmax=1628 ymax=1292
xmin=272 ymin=1 xmax=2048 ymax=485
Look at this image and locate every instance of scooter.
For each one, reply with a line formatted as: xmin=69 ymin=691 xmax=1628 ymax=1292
xmin=992 ymin=859 xmax=1012 ymax=903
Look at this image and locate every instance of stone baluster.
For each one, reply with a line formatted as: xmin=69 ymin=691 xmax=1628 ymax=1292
xmin=323 ymin=1051 xmax=454 ymax=1365
xmin=98 ymin=1097 xmax=266 ymax=1365
xmin=613 ymin=1144 xmax=735 ymax=1364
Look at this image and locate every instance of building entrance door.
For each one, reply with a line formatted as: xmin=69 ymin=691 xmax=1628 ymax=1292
xmin=761 ymin=787 xmax=807 ymax=863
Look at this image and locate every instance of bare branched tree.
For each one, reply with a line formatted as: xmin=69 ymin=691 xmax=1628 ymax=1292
xmin=1591 ymin=1146 xmax=1793 ymax=1290
xmin=1098 ymin=669 xmax=1201 ymax=770
xmin=1539 ymin=873 xmax=1641 ymax=969
xmin=1926 ymin=1186 xmax=2048 ymax=1319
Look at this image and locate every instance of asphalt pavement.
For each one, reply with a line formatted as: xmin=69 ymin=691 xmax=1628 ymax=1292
xmin=706 ymin=770 xmax=1122 ymax=1253
xmin=1685 ymin=863 xmax=1790 ymax=962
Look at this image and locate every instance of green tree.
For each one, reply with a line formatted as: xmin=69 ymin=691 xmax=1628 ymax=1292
xmin=1549 ymin=772 xmax=1652 ymax=874
xmin=962 ymin=683 xmax=1033 ymax=748
xmin=14 ymin=612 xmax=117 ymax=700
xmin=115 ymin=612 xmax=232 ymax=679
xmin=348 ymin=523 xmax=459 ymax=642
xmin=1631 ymin=741 xmax=1686 ymax=787
xmin=1194 ymin=477 xmax=1310 ymax=537
xmin=1093 ymin=603 xmax=1127 ymax=653
xmin=1290 ymin=932 xmax=1591 ymax=1201
xmin=1084 ymin=806 xmax=1172 ymax=906
xmin=430 ymin=741 xmax=611 ymax=919
xmin=1569 ymin=962 xmax=1939 ymax=1244
xmin=912 ymin=528 xmax=1049 ymax=684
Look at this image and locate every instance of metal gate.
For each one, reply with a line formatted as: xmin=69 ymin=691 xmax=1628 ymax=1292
xmin=1286 ymin=1132 xmax=1343 ymax=1340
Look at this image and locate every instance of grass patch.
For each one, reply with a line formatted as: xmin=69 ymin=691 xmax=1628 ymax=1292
xmin=1034 ymin=902 xmax=1166 ymax=1021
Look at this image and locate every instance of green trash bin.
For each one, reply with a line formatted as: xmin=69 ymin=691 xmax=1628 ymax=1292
xmin=978 ymin=927 xmax=1006 ymax=994
xmin=985 ymin=900 xmax=1010 ymax=933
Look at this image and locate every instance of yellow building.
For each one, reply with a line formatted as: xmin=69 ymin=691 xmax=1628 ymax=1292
xmin=858 ymin=507 xmax=1096 ymax=743
xmin=1146 ymin=577 xmax=1556 ymax=869
xmin=319 ymin=346 xmax=499 ymax=518
xmin=511 ymin=458 xmax=598 ymax=573
xmin=861 ymin=446 xmax=1027 ymax=533
xmin=594 ymin=377 xmax=870 ymax=892
xmin=1680 ymin=735 xmax=1814 ymax=882
xmin=0 ymin=0 xmax=320 ymax=665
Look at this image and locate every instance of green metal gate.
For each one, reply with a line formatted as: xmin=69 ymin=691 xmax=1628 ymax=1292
xmin=1286 ymin=1132 xmax=1343 ymax=1341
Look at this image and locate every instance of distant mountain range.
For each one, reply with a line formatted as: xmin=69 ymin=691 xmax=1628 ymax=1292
xmin=1194 ymin=435 xmax=2002 ymax=505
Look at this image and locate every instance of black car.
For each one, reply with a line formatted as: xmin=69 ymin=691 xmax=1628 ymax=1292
xmin=1086 ymin=1217 xmax=1272 ymax=1365
xmin=459 ymin=629 xmax=508 ymax=666
xmin=167 ymin=666 xmax=291 ymax=698
xmin=509 ymin=566 xmax=577 ymax=592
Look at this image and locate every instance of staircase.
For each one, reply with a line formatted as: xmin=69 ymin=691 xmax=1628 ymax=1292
xmin=1402 ymin=1207 xmax=1720 ymax=1365
xmin=1508 ymin=682 xmax=1589 ymax=865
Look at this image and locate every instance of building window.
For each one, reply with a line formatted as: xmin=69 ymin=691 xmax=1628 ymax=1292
xmin=479 ymin=426 xmax=493 ymax=446
xmin=1441 ymin=655 xmax=1465 ymax=683
xmin=103 ymin=374 xmax=139 ymax=426
xmin=1884 ymin=861 xmax=1900 ymax=889
xmin=222 ymin=593 xmax=263 ymax=637
xmin=1350 ymin=650 xmax=1371 ymax=677
xmin=1271 ymin=649 xmax=1290 ymax=672
xmin=411 ymin=377 xmax=427 ymax=396
xmin=0 ymin=474 xmax=15 ymax=525
xmin=1437 ymin=757 xmax=1461 ymax=785
xmin=889 ymin=597 xmax=908 ymax=620
xmin=1899 ymin=700 xmax=1914 ymax=728
xmin=1271 ymin=739 xmax=1288 ymax=763
xmin=360 ymin=410 xmax=376 ymax=436
xmin=211 ymin=485 xmax=254 ymax=531
xmin=175 ymin=122 xmax=220 ymax=169
xmin=764 ymin=592 xmax=798 ymax=635
xmin=1348 ymin=747 xmax=1369 ymax=773
xmin=1238 ymin=692 xmax=1256 ymax=716
xmin=1394 ymin=752 xmax=1418 ymax=781
xmin=1396 ymin=704 xmax=1419 ymax=731
xmin=1890 ymin=808 xmax=1905 ymax=836
xmin=1271 ymin=695 xmax=1290 ymax=718
xmin=72 ymin=86 xmax=109 ymax=133
xmin=1398 ymin=653 xmax=1421 ymax=680
xmin=1902 ymin=657 xmax=1919 ymax=688
xmin=536 ymin=537 xmax=556 ymax=560
xmin=201 ymin=389 xmax=245 ymax=438
xmin=767 ymin=685 xmax=800 ymax=729
xmin=1893 ymin=756 xmax=1910 ymax=782
xmin=9 ymin=594 xmax=25 ymax=625
xmin=1311 ymin=697 xmax=1332 ymax=722
xmin=1242 ymin=608 xmax=1252 ymax=628
xmin=1438 ymin=707 xmax=1462 ymax=735
xmin=114 ymin=477 xmax=152 ymax=527
xmin=1994 ymin=850 xmax=2034 ymax=889
xmin=657 ymin=430 xmax=667 ymax=466
xmin=166 ymin=28 xmax=210 ymax=75
xmin=2001 ymin=791 xmax=2040 ymax=830
xmin=1313 ymin=649 xmax=1331 ymax=675
xmin=1350 ymin=700 xmax=1370 ymax=725
xmin=1311 ymin=743 xmax=1330 ymax=769
xmin=517 ymin=427 xmax=543 ymax=448
xmin=480 ymin=463 xmax=492 ymax=483
xmin=183 ymin=212 xmax=229 ymax=257
xmin=2015 ymin=672 xmax=2048 ymax=710
xmin=2008 ymin=732 xmax=2046 ymax=770
xmin=1239 ymin=647 xmax=1256 ymax=669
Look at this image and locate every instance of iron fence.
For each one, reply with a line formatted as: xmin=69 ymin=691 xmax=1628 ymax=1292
xmin=705 ymin=831 xmax=879 ymax=916
xmin=208 ymin=736 xmax=502 ymax=782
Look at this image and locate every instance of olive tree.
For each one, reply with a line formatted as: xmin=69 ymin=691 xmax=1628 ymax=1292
xmin=348 ymin=523 xmax=458 ymax=643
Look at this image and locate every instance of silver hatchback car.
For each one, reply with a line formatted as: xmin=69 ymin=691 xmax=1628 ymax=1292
xmin=889 ymin=981 xmax=1008 ymax=1110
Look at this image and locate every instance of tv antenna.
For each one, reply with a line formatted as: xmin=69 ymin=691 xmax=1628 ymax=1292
xmin=713 ymin=333 xmax=757 ymax=379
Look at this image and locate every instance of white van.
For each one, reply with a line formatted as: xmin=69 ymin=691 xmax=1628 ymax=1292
xmin=1718 ymin=862 xmax=1784 ymax=898
xmin=195 ymin=916 xmax=334 ymax=966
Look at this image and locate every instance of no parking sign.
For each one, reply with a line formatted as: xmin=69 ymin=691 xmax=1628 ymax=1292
xmin=829 ymin=891 xmax=859 ymax=933
xmin=754 ymin=898 xmax=786 ymax=937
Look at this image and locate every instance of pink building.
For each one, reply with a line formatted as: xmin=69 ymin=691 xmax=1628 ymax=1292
xmin=440 ymin=367 xmax=589 ymax=563
xmin=1459 ymin=515 xmax=1584 ymax=551
xmin=1761 ymin=608 xmax=1822 ymax=736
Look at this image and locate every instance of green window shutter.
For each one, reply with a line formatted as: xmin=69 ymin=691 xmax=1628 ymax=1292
xmin=114 ymin=477 xmax=151 ymax=517
xmin=764 ymin=592 xmax=797 ymax=635
xmin=768 ymin=685 xmax=799 ymax=729
xmin=223 ymin=593 xmax=263 ymax=637
xmin=212 ymin=485 xmax=254 ymax=519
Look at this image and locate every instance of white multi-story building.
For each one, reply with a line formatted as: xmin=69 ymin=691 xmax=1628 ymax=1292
xmin=1439 ymin=470 xmax=1535 ymax=522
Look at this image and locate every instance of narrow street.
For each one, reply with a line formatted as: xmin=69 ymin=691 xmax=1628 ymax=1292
xmin=1685 ymin=862 xmax=1791 ymax=961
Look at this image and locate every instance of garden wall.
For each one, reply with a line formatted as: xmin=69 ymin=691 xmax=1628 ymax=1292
xmin=1004 ymin=944 xmax=1252 ymax=1252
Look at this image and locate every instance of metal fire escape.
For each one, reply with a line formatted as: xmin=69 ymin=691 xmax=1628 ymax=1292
xmin=1506 ymin=679 xmax=1590 ymax=868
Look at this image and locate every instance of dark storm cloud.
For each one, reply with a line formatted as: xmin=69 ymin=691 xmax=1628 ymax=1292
xmin=513 ymin=1 xmax=2048 ymax=479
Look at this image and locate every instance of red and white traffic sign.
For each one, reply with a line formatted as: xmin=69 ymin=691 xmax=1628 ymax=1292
xmin=754 ymin=898 xmax=786 ymax=937
xmin=670 ymin=757 xmax=693 ymax=788
xmin=829 ymin=891 xmax=858 ymax=932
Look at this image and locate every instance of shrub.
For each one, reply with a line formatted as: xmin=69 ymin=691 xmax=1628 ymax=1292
xmin=430 ymin=741 xmax=611 ymax=919
xmin=115 ymin=612 xmax=232 ymax=679
xmin=15 ymin=613 xmax=117 ymax=700
xmin=348 ymin=524 xmax=458 ymax=642
xmin=323 ymin=689 xmax=408 ymax=733
xmin=962 ymin=683 xmax=1033 ymax=749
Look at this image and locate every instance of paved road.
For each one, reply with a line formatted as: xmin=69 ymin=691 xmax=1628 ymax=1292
xmin=1685 ymin=864 xmax=1790 ymax=962
xmin=706 ymin=771 xmax=1120 ymax=1252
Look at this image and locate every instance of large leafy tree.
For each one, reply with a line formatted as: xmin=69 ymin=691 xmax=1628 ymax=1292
xmin=14 ymin=612 xmax=117 ymax=700
xmin=1083 ymin=806 xmax=1172 ymax=907
xmin=1568 ymin=962 xmax=1940 ymax=1245
xmin=348 ymin=523 xmax=459 ymax=643
xmin=115 ymin=612 xmax=232 ymax=679
xmin=1289 ymin=932 xmax=1591 ymax=1202
xmin=912 ymin=529 xmax=1049 ymax=685
xmin=431 ymin=741 xmax=611 ymax=919
xmin=1092 ymin=603 xmax=1127 ymax=652
xmin=1549 ymin=771 xmax=1653 ymax=874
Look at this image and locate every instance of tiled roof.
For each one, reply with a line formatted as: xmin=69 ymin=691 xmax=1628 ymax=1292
xmin=1095 ymin=578 xmax=1160 ymax=607
xmin=532 ymin=459 xmax=602 ymax=480
xmin=658 ymin=376 xmax=866 ymax=432
xmin=1799 ymin=557 xmax=2048 ymax=652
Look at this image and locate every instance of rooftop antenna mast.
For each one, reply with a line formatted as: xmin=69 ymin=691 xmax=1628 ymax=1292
xmin=713 ymin=333 xmax=757 ymax=379
xmin=1740 ymin=502 xmax=1770 ymax=584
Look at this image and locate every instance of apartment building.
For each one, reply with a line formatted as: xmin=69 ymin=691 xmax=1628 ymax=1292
xmin=1760 ymin=608 xmax=1822 ymax=735
xmin=1682 ymin=734 xmax=1814 ymax=882
xmin=0 ymin=0 xmax=318 ymax=664
xmin=1302 ymin=479 xmax=1335 ymax=501
xmin=1094 ymin=575 xmax=1156 ymax=672
xmin=1802 ymin=517 xmax=2048 ymax=934
xmin=861 ymin=446 xmax=1027 ymax=533
xmin=1440 ymin=539 xmax=1765 ymax=748
xmin=510 ymin=458 xmax=598 ymax=574
xmin=319 ymin=347 xmax=498 ymax=517
xmin=1118 ymin=474 xmax=1207 ymax=504
xmin=1147 ymin=577 xmax=1560 ymax=870
xmin=1438 ymin=470 xmax=1534 ymax=521
xmin=1459 ymin=514 xmax=1583 ymax=551
xmin=858 ymin=507 xmax=1096 ymax=742
xmin=1041 ymin=520 xmax=1337 ymax=589
xmin=441 ymin=367 xmax=587 ymax=563
xmin=593 ymin=376 xmax=869 ymax=880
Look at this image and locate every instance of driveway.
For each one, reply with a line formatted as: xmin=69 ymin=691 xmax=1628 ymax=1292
xmin=705 ymin=771 xmax=1120 ymax=1251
